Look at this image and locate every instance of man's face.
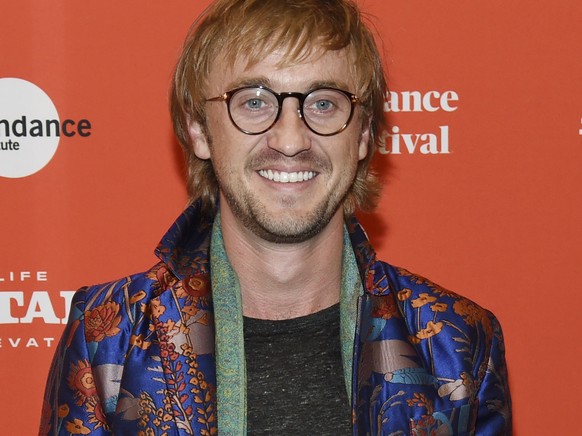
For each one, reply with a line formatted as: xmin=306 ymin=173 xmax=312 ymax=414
xmin=190 ymin=48 xmax=369 ymax=243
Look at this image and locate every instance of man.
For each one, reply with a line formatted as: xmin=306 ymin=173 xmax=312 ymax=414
xmin=41 ymin=0 xmax=511 ymax=434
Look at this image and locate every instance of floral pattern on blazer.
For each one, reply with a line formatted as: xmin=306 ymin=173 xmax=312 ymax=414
xmin=40 ymin=204 xmax=511 ymax=435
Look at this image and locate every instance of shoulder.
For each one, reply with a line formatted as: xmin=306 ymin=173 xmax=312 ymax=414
xmin=70 ymin=262 xmax=178 ymax=311
xmin=368 ymin=261 xmax=500 ymax=382
xmin=376 ymin=261 xmax=498 ymax=333
xmin=63 ymin=262 xmax=182 ymax=349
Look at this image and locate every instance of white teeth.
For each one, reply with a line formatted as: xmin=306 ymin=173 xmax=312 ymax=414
xmin=258 ymin=170 xmax=316 ymax=183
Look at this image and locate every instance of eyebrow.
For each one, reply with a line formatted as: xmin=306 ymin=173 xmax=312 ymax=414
xmin=307 ymin=80 xmax=352 ymax=93
xmin=225 ymin=77 xmax=353 ymax=93
xmin=226 ymin=76 xmax=273 ymax=90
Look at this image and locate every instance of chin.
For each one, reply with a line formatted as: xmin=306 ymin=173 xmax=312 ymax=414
xmin=250 ymin=221 xmax=327 ymax=244
xmin=249 ymin=206 xmax=339 ymax=244
xmin=222 ymin=187 xmax=343 ymax=243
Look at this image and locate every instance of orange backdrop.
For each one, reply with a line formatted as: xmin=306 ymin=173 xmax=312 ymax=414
xmin=1 ymin=1 xmax=581 ymax=434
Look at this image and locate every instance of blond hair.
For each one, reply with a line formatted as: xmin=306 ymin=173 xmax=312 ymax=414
xmin=170 ymin=0 xmax=387 ymax=215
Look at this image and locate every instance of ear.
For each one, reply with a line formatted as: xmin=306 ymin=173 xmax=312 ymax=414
xmin=357 ymin=121 xmax=371 ymax=161
xmin=188 ymin=121 xmax=211 ymax=160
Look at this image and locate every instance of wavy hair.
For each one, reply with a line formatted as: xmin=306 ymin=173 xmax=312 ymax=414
xmin=170 ymin=0 xmax=387 ymax=216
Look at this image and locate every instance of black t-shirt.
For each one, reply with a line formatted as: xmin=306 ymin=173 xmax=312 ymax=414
xmin=244 ymin=303 xmax=352 ymax=435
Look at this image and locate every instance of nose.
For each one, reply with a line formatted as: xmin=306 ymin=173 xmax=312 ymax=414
xmin=266 ymin=98 xmax=311 ymax=156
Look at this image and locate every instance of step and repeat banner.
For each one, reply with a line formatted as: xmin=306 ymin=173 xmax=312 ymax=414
xmin=1 ymin=1 xmax=581 ymax=434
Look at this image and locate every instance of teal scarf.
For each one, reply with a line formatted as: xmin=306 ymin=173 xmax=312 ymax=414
xmin=210 ymin=212 xmax=362 ymax=435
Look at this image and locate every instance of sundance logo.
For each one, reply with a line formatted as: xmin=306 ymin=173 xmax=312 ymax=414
xmin=0 ymin=77 xmax=92 ymax=178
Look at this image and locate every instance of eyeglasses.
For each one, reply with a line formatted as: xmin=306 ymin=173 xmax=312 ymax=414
xmin=206 ymin=86 xmax=360 ymax=136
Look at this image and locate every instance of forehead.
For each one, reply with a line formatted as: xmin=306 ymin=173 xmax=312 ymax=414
xmin=207 ymin=48 xmax=357 ymax=94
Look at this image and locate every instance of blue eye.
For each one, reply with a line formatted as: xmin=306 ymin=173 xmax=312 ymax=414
xmin=314 ymin=100 xmax=333 ymax=111
xmin=243 ymin=98 xmax=266 ymax=110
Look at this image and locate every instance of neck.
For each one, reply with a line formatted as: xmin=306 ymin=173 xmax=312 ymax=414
xmin=220 ymin=205 xmax=344 ymax=320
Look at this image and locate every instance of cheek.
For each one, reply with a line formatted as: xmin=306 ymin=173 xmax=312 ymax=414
xmin=207 ymin=130 xmax=257 ymax=177
xmin=330 ymin=147 xmax=360 ymax=181
xmin=347 ymin=134 xmax=368 ymax=168
xmin=206 ymin=121 xmax=236 ymax=163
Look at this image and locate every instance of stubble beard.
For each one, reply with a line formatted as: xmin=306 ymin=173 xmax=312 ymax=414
xmin=221 ymin=184 xmax=340 ymax=243
xmin=215 ymin=150 xmax=356 ymax=244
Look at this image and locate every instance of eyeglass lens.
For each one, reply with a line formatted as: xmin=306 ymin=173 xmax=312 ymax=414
xmin=228 ymin=88 xmax=353 ymax=135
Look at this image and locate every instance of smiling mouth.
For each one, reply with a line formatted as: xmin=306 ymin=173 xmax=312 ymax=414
xmin=258 ymin=169 xmax=317 ymax=183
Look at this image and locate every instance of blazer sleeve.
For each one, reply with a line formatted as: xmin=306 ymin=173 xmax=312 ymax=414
xmin=475 ymin=312 xmax=512 ymax=435
xmin=39 ymin=288 xmax=113 ymax=435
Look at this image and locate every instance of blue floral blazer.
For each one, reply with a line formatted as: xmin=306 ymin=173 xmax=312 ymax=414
xmin=40 ymin=204 xmax=511 ymax=435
